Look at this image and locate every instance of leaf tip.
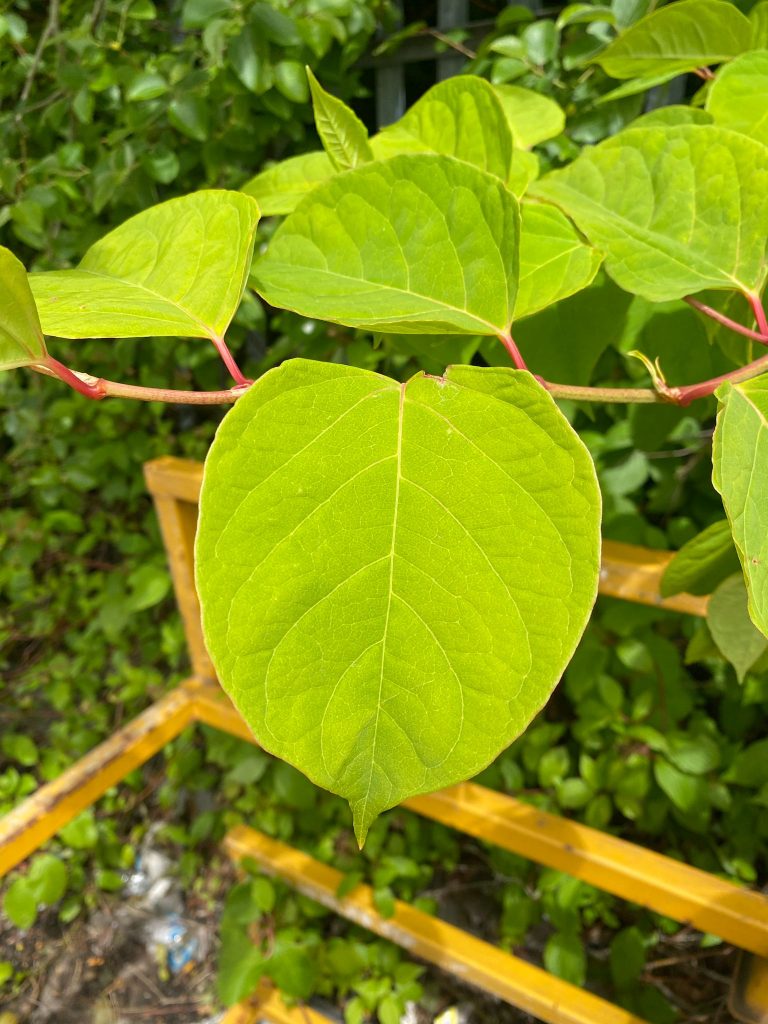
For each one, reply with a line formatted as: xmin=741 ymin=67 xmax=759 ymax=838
xmin=352 ymin=805 xmax=373 ymax=849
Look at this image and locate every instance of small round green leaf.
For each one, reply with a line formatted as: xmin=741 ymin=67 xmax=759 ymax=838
xmin=196 ymin=359 xmax=600 ymax=842
xmin=30 ymin=191 xmax=260 ymax=341
xmin=252 ymin=154 xmax=520 ymax=336
xmin=28 ymin=854 xmax=68 ymax=906
xmin=3 ymin=878 xmax=37 ymax=930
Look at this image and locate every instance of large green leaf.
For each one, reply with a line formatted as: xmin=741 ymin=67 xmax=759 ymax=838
xmin=594 ymin=0 xmax=752 ymax=79
xmin=307 ymin=68 xmax=373 ymax=171
xmin=252 ymin=155 xmax=519 ymax=336
xmin=531 ymin=125 xmax=768 ymax=302
xmin=242 ymin=151 xmax=335 ymax=216
xmin=707 ymin=574 xmax=768 ymax=681
xmin=661 ymin=520 xmax=739 ymax=597
xmin=370 ymin=77 xmax=513 ymax=181
xmin=516 ymin=204 xmax=602 ymax=321
xmin=713 ymin=375 xmax=768 ymax=638
xmin=30 ymin=191 xmax=260 ymax=340
xmin=196 ymin=359 xmax=600 ymax=842
xmin=707 ymin=50 xmax=768 ymax=146
xmin=492 ymin=85 xmax=565 ymax=149
xmin=0 ymin=247 xmax=47 ymax=371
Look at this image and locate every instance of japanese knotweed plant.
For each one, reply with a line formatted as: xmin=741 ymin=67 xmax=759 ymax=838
xmin=3 ymin=26 xmax=768 ymax=844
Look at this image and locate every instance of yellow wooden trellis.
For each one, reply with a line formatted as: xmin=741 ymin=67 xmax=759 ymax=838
xmin=1 ymin=455 xmax=766 ymax=1024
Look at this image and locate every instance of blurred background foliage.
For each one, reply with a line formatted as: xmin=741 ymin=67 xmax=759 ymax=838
xmin=2 ymin=1 xmax=768 ymax=1022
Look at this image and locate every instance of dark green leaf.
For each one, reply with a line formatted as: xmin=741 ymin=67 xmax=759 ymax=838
xmin=707 ymin=574 xmax=768 ymax=681
xmin=3 ymin=878 xmax=37 ymax=929
xmin=544 ymin=931 xmax=586 ymax=985
xmin=661 ymin=520 xmax=739 ymax=597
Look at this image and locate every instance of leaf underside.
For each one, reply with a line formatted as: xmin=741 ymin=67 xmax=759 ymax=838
xmin=713 ymin=376 xmax=768 ymax=639
xmin=196 ymin=359 xmax=601 ymax=842
xmin=30 ymin=190 xmax=260 ymax=340
xmin=252 ymin=154 xmax=520 ymax=336
xmin=532 ymin=125 xmax=768 ymax=302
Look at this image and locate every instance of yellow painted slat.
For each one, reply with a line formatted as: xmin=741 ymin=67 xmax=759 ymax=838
xmin=730 ymin=954 xmax=768 ymax=1024
xmin=406 ymin=785 xmax=768 ymax=958
xmin=194 ymin=683 xmax=768 ymax=958
xmin=224 ymin=824 xmax=650 ymax=1024
xmin=0 ymin=683 xmax=197 ymax=878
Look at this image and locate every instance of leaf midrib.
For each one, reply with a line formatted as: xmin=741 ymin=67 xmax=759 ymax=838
xmin=359 ymin=381 xmax=406 ymax=831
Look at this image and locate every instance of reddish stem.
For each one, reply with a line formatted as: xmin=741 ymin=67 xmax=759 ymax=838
xmin=693 ymin=67 xmax=715 ymax=80
xmin=674 ymin=350 xmax=768 ymax=405
xmin=42 ymin=356 xmax=107 ymax=399
xmin=747 ymin=291 xmax=768 ymax=337
xmin=211 ymin=335 xmax=250 ymax=386
xmin=33 ymin=360 xmax=246 ymax=404
xmin=498 ymin=331 xmax=528 ymax=370
xmin=684 ymin=296 xmax=768 ymax=344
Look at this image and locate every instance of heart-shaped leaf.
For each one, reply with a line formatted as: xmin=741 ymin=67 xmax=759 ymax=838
xmin=713 ymin=375 xmax=768 ymax=638
xmin=516 ymin=203 xmax=602 ymax=320
xmin=707 ymin=50 xmax=768 ymax=146
xmin=532 ymin=125 xmax=768 ymax=301
xmin=370 ymin=77 xmax=513 ymax=181
xmin=242 ymin=151 xmax=335 ymax=216
xmin=196 ymin=359 xmax=600 ymax=842
xmin=0 ymin=247 xmax=47 ymax=371
xmin=252 ymin=154 xmax=520 ymax=336
xmin=30 ymin=190 xmax=260 ymax=340
xmin=594 ymin=0 xmax=752 ymax=79
xmin=307 ymin=68 xmax=373 ymax=171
